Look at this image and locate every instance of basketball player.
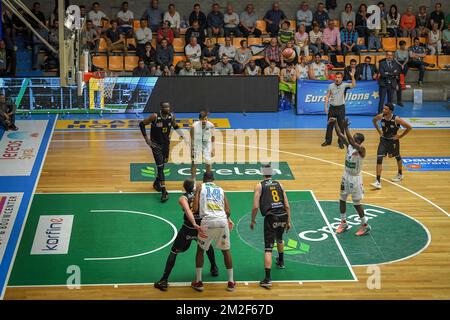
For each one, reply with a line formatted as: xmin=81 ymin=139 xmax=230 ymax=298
xmin=371 ymin=103 xmax=412 ymax=189
xmin=191 ymin=172 xmax=236 ymax=292
xmin=191 ymin=111 xmax=215 ymax=181
xmin=250 ymin=164 xmax=291 ymax=288
xmin=329 ymin=118 xmax=370 ymax=236
xmin=139 ymin=102 xmax=185 ymax=202
xmin=154 ymin=178 xmax=219 ymax=291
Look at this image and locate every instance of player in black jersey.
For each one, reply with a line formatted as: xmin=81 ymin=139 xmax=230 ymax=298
xmin=250 ymin=164 xmax=291 ymax=289
xmin=154 ymin=178 xmax=218 ymax=291
xmin=139 ymin=102 xmax=185 ymax=202
xmin=371 ymin=103 xmax=412 ymax=189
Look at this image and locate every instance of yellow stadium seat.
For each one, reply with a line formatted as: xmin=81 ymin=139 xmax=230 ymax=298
xmin=233 ymin=37 xmax=246 ymax=46
xmin=98 ymin=38 xmax=107 ymax=52
xmin=345 ymin=55 xmax=360 ymax=65
xmin=172 ymin=55 xmax=187 ymax=66
xmin=382 ymin=37 xmax=397 ymax=51
xmin=124 ymin=55 xmax=139 ymax=71
xmin=216 ymin=37 xmax=226 ymax=45
xmin=438 ymin=55 xmax=450 ymax=70
xmin=172 ymin=38 xmax=186 ymax=53
xmin=247 ymin=37 xmax=262 ymax=46
xmin=92 ymin=55 xmax=107 ymax=70
xmin=255 ymin=20 xmax=267 ymax=34
xmin=108 ymin=56 xmax=124 ymax=71
xmin=423 ymin=55 xmax=439 ymax=70
xmin=396 ymin=37 xmax=411 ymax=48
xmin=133 ymin=20 xmax=140 ymax=31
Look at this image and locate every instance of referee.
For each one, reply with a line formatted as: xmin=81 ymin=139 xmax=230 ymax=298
xmin=322 ymin=71 xmax=356 ymax=149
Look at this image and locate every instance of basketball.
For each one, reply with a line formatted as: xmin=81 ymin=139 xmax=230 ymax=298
xmin=282 ymin=48 xmax=296 ymax=62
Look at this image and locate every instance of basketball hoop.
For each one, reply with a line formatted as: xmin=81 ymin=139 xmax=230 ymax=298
xmin=84 ymin=71 xmax=118 ymax=99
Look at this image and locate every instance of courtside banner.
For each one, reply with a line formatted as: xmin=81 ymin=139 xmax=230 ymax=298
xmin=296 ymin=80 xmax=379 ymax=115
xmin=402 ymin=157 xmax=450 ymax=171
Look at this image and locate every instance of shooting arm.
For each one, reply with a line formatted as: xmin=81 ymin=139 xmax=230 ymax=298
xmin=345 ymin=126 xmax=366 ymax=157
xmin=333 ymin=119 xmax=348 ymax=146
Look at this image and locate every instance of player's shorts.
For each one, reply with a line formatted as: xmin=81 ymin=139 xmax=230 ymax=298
xmin=377 ymin=137 xmax=400 ymax=158
xmin=340 ymin=173 xmax=364 ymax=203
xmin=151 ymin=141 xmax=170 ymax=165
xmin=264 ymin=214 xmax=288 ymax=251
xmin=197 ymin=218 xmax=230 ymax=251
xmin=171 ymin=224 xmax=198 ymax=253
xmin=191 ymin=141 xmax=212 ymax=165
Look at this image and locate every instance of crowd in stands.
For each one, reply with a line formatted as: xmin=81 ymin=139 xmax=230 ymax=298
xmin=1 ymin=0 xmax=450 ymax=84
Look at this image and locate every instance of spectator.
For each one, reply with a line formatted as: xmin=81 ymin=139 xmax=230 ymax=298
xmin=80 ymin=5 xmax=87 ymax=19
xmin=443 ymin=23 xmax=450 ymax=54
xmin=401 ymin=7 xmax=416 ymax=37
xmin=377 ymin=2 xmax=388 ymax=35
xmin=196 ymin=59 xmax=214 ymax=75
xmin=185 ymin=20 xmax=205 ymax=48
xmin=117 ymin=1 xmax=134 ymax=38
xmin=414 ymin=6 xmax=429 ymax=38
xmin=202 ymin=38 xmax=220 ymax=65
xmin=48 ymin=20 xmax=59 ymax=47
xmin=29 ymin=2 xmax=46 ymax=28
xmin=189 ymin=3 xmax=207 ymax=29
xmin=223 ymin=4 xmax=241 ymax=37
xmin=49 ymin=6 xmax=58 ymax=27
xmin=12 ymin=7 xmax=28 ymax=40
xmin=179 ymin=60 xmax=196 ymax=75
xmin=235 ymin=39 xmax=252 ymax=74
xmin=156 ymin=38 xmax=174 ymax=67
xmin=185 ymin=37 xmax=202 ymax=70
xmin=213 ymin=54 xmax=234 ymax=75
xmin=244 ymin=59 xmax=261 ymax=76
xmin=3 ymin=26 xmax=16 ymax=76
xmin=264 ymin=59 xmax=280 ymax=76
xmin=263 ymin=2 xmax=287 ymax=36
xmin=341 ymin=21 xmax=359 ymax=55
xmin=308 ymin=53 xmax=328 ymax=80
xmin=323 ymin=20 xmax=341 ymax=56
xmin=309 ymin=22 xmax=324 ymax=55
xmin=0 ymin=41 xmax=7 ymax=76
xmin=157 ymin=20 xmax=174 ymax=44
xmin=135 ymin=18 xmax=153 ymax=56
xmin=297 ymin=2 xmax=313 ymax=33
xmin=207 ymin=3 xmax=224 ymax=37
xmin=88 ymin=2 xmax=109 ymax=28
xmin=395 ymin=40 xmax=409 ymax=106
xmin=295 ymin=56 xmax=309 ymax=80
xmin=264 ymin=38 xmax=284 ymax=68
xmin=133 ymin=59 xmax=151 ymax=76
xmin=0 ymin=95 xmax=18 ymax=131
xmin=356 ymin=56 xmax=378 ymax=81
xmin=355 ymin=4 xmax=369 ymax=45
xmin=82 ymin=20 xmax=100 ymax=53
xmin=31 ymin=25 xmax=48 ymax=70
xmin=279 ymin=63 xmax=297 ymax=105
xmin=218 ymin=37 xmax=236 ymax=61
xmin=368 ymin=29 xmax=382 ymax=51
xmin=428 ymin=22 xmax=442 ymax=55
xmin=163 ymin=3 xmax=181 ymax=37
xmin=239 ymin=3 xmax=261 ymax=38
xmin=313 ymin=2 xmax=329 ymax=30
xmin=341 ymin=3 xmax=355 ymax=30
xmin=105 ymin=20 xmax=127 ymax=54
xmin=140 ymin=41 xmax=156 ymax=67
xmin=446 ymin=11 xmax=450 ymax=28
xmin=142 ymin=0 xmax=163 ymax=32
xmin=294 ymin=23 xmax=309 ymax=57
xmin=429 ymin=3 xmax=445 ymax=31
xmin=387 ymin=5 xmax=401 ymax=37
xmin=408 ymin=37 xmax=436 ymax=85
xmin=161 ymin=64 xmax=175 ymax=76
xmin=278 ymin=21 xmax=294 ymax=47
xmin=344 ymin=58 xmax=357 ymax=80
xmin=378 ymin=51 xmax=401 ymax=112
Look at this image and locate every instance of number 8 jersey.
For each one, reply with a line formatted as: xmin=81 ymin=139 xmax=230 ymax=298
xmin=260 ymin=179 xmax=287 ymax=216
xmin=199 ymin=182 xmax=227 ymax=221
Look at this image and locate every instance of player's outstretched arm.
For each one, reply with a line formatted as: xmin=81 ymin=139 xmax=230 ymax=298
xmin=344 ymin=119 xmax=366 ymax=157
xmin=330 ymin=117 xmax=349 ymax=146
xmin=179 ymin=196 xmax=201 ymax=230
xmin=395 ymin=116 xmax=412 ymax=140
xmin=372 ymin=114 xmax=383 ymax=136
xmin=139 ymin=113 xmax=157 ymax=142
xmin=250 ymin=183 xmax=261 ymax=230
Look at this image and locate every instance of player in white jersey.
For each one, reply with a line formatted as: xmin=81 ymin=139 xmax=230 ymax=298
xmin=329 ymin=117 xmax=371 ymax=236
xmin=192 ymin=172 xmax=235 ymax=292
xmin=191 ymin=111 xmax=215 ymax=180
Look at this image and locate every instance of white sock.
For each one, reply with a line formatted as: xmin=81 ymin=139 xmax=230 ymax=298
xmin=361 ymin=216 xmax=367 ymax=225
xmin=341 ymin=213 xmax=347 ymax=222
xmin=227 ymin=268 xmax=234 ymax=283
xmin=196 ymin=268 xmax=202 ymax=282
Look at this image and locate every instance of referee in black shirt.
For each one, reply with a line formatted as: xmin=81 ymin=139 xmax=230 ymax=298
xmin=322 ymin=71 xmax=356 ymax=149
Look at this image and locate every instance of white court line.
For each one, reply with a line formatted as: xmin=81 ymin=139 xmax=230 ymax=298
xmin=49 ymin=137 xmax=449 ymax=218
xmin=84 ymin=210 xmax=177 ymax=261
xmin=1 ymin=115 xmax=58 ymax=300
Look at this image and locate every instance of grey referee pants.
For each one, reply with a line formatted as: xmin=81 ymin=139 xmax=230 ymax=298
xmin=325 ymin=104 xmax=345 ymax=145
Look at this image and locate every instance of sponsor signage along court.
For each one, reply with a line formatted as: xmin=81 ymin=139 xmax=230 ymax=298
xmin=0 ymin=193 xmax=23 ymax=264
xmin=130 ymin=162 xmax=295 ymax=181
xmin=31 ymin=215 xmax=74 ymax=255
xmin=403 ymin=117 xmax=450 ymax=128
xmin=402 ymin=157 xmax=450 ymax=171
xmin=0 ymin=120 xmax=48 ymax=176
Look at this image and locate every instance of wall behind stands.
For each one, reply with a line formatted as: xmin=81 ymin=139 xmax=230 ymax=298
xmin=18 ymin=1 xmax=450 ymax=23
xmin=144 ymin=76 xmax=279 ymax=113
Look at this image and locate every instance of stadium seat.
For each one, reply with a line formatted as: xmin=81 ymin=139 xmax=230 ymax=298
xmin=438 ymin=55 xmax=450 ymax=70
xmin=396 ymin=37 xmax=411 ymax=48
xmin=172 ymin=55 xmax=187 ymax=66
xmin=288 ymin=20 xmax=296 ymax=31
xmin=233 ymin=37 xmax=246 ymax=46
xmin=358 ymin=37 xmax=368 ymax=51
xmin=419 ymin=37 xmax=427 ymax=44
xmin=124 ymin=55 xmax=139 ymax=71
xmin=127 ymin=38 xmax=136 ymax=51
xmin=345 ymin=55 xmax=360 ymax=65
xmin=172 ymin=38 xmax=186 ymax=53
xmin=247 ymin=38 xmax=262 ymax=46
xmin=251 ymin=55 xmax=264 ymax=61
xmin=381 ymin=37 xmax=397 ymax=51
xmin=133 ymin=20 xmax=140 ymax=31
xmin=108 ymin=56 xmax=124 ymax=71
xmin=216 ymin=37 xmax=226 ymax=45
xmin=333 ymin=55 xmax=345 ymax=70
xmin=376 ymin=55 xmax=386 ymax=66
xmin=255 ymin=20 xmax=267 ymax=34
xmin=151 ymin=38 xmax=157 ymax=48
xmin=92 ymin=55 xmax=107 ymax=70
xmin=302 ymin=55 xmax=313 ymax=63
xmin=333 ymin=19 xmax=340 ymax=29
xmin=423 ymin=55 xmax=439 ymax=70
xmin=98 ymin=38 xmax=107 ymax=52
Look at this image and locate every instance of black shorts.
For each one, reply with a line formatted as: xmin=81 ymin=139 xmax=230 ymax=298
xmin=171 ymin=224 xmax=198 ymax=253
xmin=377 ymin=137 xmax=400 ymax=158
xmin=264 ymin=214 xmax=288 ymax=252
xmin=151 ymin=142 xmax=170 ymax=165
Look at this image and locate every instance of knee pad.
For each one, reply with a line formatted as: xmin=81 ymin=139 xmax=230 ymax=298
xmin=376 ymin=156 xmax=384 ymax=165
xmin=395 ymin=156 xmax=402 ymax=161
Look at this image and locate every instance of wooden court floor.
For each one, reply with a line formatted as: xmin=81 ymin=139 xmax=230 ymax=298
xmin=5 ymin=128 xmax=450 ymax=299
